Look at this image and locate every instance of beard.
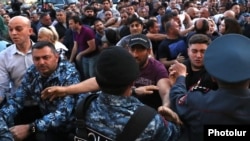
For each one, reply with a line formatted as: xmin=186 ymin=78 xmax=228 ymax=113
xmin=138 ymin=57 xmax=148 ymax=69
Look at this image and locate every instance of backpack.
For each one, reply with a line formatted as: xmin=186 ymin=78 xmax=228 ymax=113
xmin=73 ymin=94 xmax=157 ymax=141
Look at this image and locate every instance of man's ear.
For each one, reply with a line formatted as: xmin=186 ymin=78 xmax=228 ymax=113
xmin=148 ymin=48 xmax=155 ymax=58
xmin=29 ymin=27 xmax=33 ymax=36
xmin=55 ymin=53 xmax=60 ymax=63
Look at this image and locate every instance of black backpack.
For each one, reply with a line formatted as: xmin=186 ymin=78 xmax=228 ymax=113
xmin=73 ymin=94 xmax=157 ymax=141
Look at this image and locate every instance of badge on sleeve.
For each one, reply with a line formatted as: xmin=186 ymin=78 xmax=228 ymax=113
xmin=178 ymin=95 xmax=187 ymax=105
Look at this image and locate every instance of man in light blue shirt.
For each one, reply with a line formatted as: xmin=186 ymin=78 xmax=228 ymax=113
xmin=0 ymin=16 xmax=33 ymax=103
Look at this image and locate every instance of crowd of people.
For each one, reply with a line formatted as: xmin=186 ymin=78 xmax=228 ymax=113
xmin=0 ymin=0 xmax=250 ymax=140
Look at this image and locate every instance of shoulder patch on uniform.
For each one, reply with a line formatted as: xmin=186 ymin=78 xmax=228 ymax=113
xmin=178 ymin=95 xmax=187 ymax=105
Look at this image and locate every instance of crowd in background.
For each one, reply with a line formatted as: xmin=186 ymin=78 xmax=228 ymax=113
xmin=0 ymin=0 xmax=250 ymax=67
xmin=0 ymin=0 xmax=250 ymax=53
xmin=0 ymin=0 xmax=250 ymax=140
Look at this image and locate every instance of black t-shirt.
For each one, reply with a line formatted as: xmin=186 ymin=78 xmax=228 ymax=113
xmin=158 ymin=37 xmax=188 ymax=60
xmin=184 ymin=60 xmax=218 ymax=91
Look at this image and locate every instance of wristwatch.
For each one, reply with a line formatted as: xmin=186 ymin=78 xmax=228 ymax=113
xmin=29 ymin=123 xmax=36 ymax=133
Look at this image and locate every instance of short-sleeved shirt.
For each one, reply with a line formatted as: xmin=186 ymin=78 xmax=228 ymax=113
xmin=73 ymin=26 xmax=97 ymax=57
xmin=134 ymin=58 xmax=168 ymax=109
xmin=158 ymin=37 xmax=187 ymax=60
xmin=184 ymin=59 xmax=218 ymax=91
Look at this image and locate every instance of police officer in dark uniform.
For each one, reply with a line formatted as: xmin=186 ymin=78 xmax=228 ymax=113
xmin=168 ymin=34 xmax=250 ymax=141
xmin=77 ymin=47 xmax=181 ymax=141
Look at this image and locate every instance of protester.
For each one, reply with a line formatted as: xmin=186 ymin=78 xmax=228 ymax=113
xmin=42 ymin=34 xmax=173 ymax=110
xmin=37 ymin=25 xmax=68 ymax=58
xmin=0 ymin=16 xmax=33 ymax=101
xmin=54 ymin=9 xmax=68 ymax=42
xmin=158 ymin=19 xmax=187 ymax=69
xmin=68 ymin=15 xmax=98 ymax=80
xmin=184 ymin=34 xmax=218 ymax=91
xmin=178 ymin=33 xmax=218 ymax=141
xmin=128 ymin=34 xmax=172 ymax=109
xmin=219 ymin=17 xmax=242 ymax=35
xmin=0 ymin=17 xmax=41 ymax=139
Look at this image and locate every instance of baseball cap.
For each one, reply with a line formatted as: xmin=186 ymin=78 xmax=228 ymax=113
xmin=128 ymin=34 xmax=151 ymax=49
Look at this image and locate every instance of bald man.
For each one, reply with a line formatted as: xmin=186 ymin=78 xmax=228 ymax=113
xmin=223 ymin=10 xmax=236 ymax=19
xmin=0 ymin=16 xmax=34 ymax=102
xmin=187 ymin=7 xmax=199 ymax=20
xmin=194 ymin=18 xmax=210 ymax=34
xmin=215 ymin=10 xmax=236 ymax=29
xmin=199 ymin=7 xmax=210 ymax=19
xmin=0 ymin=16 xmax=40 ymax=141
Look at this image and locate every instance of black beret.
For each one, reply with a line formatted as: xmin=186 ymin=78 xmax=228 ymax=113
xmin=95 ymin=47 xmax=139 ymax=88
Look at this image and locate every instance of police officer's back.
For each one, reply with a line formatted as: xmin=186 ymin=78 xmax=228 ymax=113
xmin=78 ymin=47 xmax=181 ymax=141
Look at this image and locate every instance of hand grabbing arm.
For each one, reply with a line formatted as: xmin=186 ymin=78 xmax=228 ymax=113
xmin=41 ymin=77 xmax=100 ymax=101
xmin=133 ymin=85 xmax=159 ymax=95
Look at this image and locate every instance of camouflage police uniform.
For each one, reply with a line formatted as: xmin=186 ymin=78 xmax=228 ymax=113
xmin=84 ymin=92 xmax=181 ymax=141
xmin=0 ymin=116 xmax=13 ymax=141
xmin=0 ymin=59 xmax=80 ymax=138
